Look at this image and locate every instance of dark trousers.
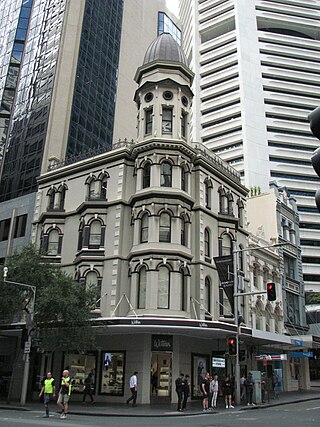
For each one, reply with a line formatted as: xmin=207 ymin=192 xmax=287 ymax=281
xmin=247 ymin=388 xmax=253 ymax=404
xmin=182 ymin=390 xmax=189 ymax=409
xmin=127 ymin=387 xmax=137 ymax=405
xmin=176 ymin=390 xmax=183 ymax=410
xmin=44 ymin=393 xmax=52 ymax=416
xmin=82 ymin=386 xmax=94 ymax=402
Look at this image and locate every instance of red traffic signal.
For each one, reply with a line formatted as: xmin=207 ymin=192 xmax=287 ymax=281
xmin=228 ymin=336 xmax=237 ymax=355
xmin=267 ymin=282 xmax=276 ymax=301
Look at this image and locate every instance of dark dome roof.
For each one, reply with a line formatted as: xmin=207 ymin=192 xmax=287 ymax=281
xmin=143 ymin=33 xmax=188 ymax=66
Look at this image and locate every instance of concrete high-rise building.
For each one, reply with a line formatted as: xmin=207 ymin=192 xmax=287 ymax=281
xmin=0 ymin=0 xmax=179 ymax=260
xmin=179 ymin=0 xmax=320 ymax=295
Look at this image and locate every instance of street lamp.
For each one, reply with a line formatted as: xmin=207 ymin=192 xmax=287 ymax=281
xmin=3 ymin=267 xmax=36 ymax=406
xmin=232 ymin=241 xmax=287 ymax=406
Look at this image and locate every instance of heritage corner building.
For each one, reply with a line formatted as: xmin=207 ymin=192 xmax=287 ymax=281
xmin=30 ymin=33 xmax=311 ymax=404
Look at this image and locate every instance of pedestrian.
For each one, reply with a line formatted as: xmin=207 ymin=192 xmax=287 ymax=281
xmin=272 ymin=371 xmax=279 ymax=399
xmin=82 ymin=372 xmax=95 ymax=404
xmin=240 ymin=374 xmax=246 ymax=401
xmin=39 ymin=372 xmax=56 ymax=418
xmin=211 ymin=374 xmax=219 ymax=408
xmin=182 ymin=374 xmax=190 ymax=411
xmin=175 ymin=372 xmax=185 ymax=411
xmin=222 ymin=373 xmax=234 ymax=409
xmin=57 ymin=369 xmax=72 ymax=419
xmin=200 ymin=371 xmax=210 ymax=412
xmin=126 ymin=371 xmax=138 ymax=407
xmin=245 ymin=372 xmax=255 ymax=406
xmin=151 ymin=371 xmax=158 ymax=395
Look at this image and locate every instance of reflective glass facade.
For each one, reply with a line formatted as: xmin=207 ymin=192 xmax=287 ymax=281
xmin=0 ymin=0 xmax=66 ymax=201
xmin=66 ymin=0 xmax=123 ymax=161
xmin=0 ymin=0 xmax=124 ymax=201
xmin=158 ymin=12 xmax=181 ymax=45
xmin=0 ymin=0 xmax=28 ymax=164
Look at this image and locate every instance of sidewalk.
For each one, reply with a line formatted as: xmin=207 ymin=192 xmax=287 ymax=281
xmin=1 ymin=388 xmax=320 ymax=417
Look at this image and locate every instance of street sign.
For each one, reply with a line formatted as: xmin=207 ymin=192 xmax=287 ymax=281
xmin=290 ymin=351 xmax=313 ymax=359
xmin=291 ymin=339 xmax=303 ymax=347
xmin=256 ymin=354 xmax=287 ymax=361
xmin=24 ymin=341 xmax=31 ymax=354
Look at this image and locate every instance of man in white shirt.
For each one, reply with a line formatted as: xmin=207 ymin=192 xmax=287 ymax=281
xmin=126 ymin=371 xmax=138 ymax=407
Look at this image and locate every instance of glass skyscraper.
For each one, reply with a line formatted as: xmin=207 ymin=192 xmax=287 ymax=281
xmin=0 ymin=0 xmax=124 ymax=201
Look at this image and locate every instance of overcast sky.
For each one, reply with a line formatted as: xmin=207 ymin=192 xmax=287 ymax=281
xmin=166 ymin=0 xmax=179 ymax=17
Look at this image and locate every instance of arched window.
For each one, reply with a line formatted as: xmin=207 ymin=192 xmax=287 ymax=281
xmin=227 ymin=193 xmax=233 ymax=215
xmin=159 ymin=212 xmax=171 ymax=242
xmin=145 ymin=108 xmax=153 ymax=134
xmin=180 ymin=269 xmax=187 ymax=311
xmin=162 ymin=107 xmax=173 ymax=133
xmin=47 ymin=189 xmax=56 ymax=211
xmin=138 ymin=267 xmax=147 ymax=309
xmin=160 ymin=161 xmax=172 ymax=187
xmin=59 ymin=186 xmax=66 ymax=210
xmin=237 ymin=199 xmax=244 ymax=227
xmin=158 ymin=266 xmax=170 ymax=309
xmin=219 ymin=187 xmax=228 ymax=214
xmin=88 ymin=178 xmax=98 ymax=200
xmin=181 ymin=165 xmax=188 ymax=191
xmin=181 ymin=216 xmax=188 ymax=247
xmin=140 ymin=213 xmax=149 ymax=243
xmin=86 ymin=271 xmax=101 ymax=309
xmin=143 ymin=162 xmax=151 ymax=188
xmin=89 ymin=220 xmax=102 ymax=247
xmin=47 ymin=229 xmax=60 ymax=255
xmin=239 ymin=245 xmax=244 ymax=271
xmin=101 ymin=175 xmax=108 ymax=199
xmin=204 ymin=180 xmax=212 ymax=209
xmin=253 ymin=265 xmax=259 ymax=288
xmin=205 ymin=276 xmax=211 ymax=320
xmin=221 ymin=234 xmax=232 ymax=256
xmin=181 ymin=110 xmax=187 ymax=138
xmin=204 ymin=228 xmax=210 ymax=258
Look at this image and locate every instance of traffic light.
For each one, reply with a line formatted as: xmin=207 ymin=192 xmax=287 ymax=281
xmin=228 ymin=336 xmax=237 ymax=356
xmin=308 ymin=107 xmax=320 ymax=212
xmin=266 ymin=282 xmax=276 ymax=301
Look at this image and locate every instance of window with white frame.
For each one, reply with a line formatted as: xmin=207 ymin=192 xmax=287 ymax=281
xmin=158 ymin=266 xmax=170 ymax=309
xmin=159 ymin=212 xmax=171 ymax=242
xmin=138 ymin=267 xmax=147 ymax=309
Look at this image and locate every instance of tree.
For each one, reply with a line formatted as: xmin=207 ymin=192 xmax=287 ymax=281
xmin=0 ymin=245 xmax=96 ymax=352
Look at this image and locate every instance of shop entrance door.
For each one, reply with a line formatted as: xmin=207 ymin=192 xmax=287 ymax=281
xmin=150 ymin=352 xmax=172 ymax=401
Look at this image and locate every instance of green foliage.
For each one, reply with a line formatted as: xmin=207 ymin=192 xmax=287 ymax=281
xmin=1 ymin=245 xmax=96 ymax=352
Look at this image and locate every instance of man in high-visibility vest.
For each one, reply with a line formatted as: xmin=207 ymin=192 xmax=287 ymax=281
xmin=39 ymin=372 xmax=56 ymax=418
xmin=57 ymin=369 xmax=72 ymax=419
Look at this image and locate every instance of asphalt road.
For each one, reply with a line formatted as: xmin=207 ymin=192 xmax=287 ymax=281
xmin=0 ymin=400 xmax=319 ymax=427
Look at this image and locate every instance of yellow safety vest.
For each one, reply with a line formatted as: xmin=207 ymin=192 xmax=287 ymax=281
xmin=44 ymin=378 xmax=54 ymax=394
xmin=61 ymin=376 xmax=72 ymax=396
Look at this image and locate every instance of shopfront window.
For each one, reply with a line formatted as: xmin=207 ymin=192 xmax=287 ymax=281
xmin=64 ymin=353 xmax=97 ymax=393
xmin=100 ymin=351 xmax=125 ymax=395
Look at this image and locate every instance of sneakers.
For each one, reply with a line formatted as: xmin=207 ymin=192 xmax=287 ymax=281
xmin=252 ymin=403 xmax=256 ymax=406
xmin=229 ymin=405 xmax=234 ymax=408
xmin=225 ymin=405 xmax=229 ymax=409
xmin=60 ymin=413 xmax=66 ymax=419
xmin=247 ymin=402 xmax=251 ymax=406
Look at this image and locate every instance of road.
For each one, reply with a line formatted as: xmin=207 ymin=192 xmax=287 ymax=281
xmin=0 ymin=400 xmax=319 ymax=427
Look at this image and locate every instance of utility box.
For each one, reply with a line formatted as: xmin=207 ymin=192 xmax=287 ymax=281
xmin=251 ymin=370 xmax=262 ymax=404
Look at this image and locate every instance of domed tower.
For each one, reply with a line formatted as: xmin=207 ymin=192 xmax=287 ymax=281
xmin=134 ymin=33 xmax=194 ymax=144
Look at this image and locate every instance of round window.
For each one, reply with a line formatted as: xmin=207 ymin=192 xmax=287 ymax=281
xmin=182 ymin=96 xmax=188 ymax=107
xmin=163 ymin=91 xmax=173 ymax=101
xmin=144 ymin=92 xmax=153 ymax=103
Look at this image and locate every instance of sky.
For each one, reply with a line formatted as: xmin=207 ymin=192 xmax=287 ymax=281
xmin=166 ymin=0 xmax=179 ymax=17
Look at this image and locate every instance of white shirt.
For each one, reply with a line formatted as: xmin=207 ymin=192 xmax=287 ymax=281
xmin=129 ymin=374 xmax=137 ymax=389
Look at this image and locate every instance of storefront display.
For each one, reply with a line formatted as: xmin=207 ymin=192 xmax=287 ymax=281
xmin=100 ymin=351 xmax=125 ymax=395
xmin=64 ymin=353 xmax=97 ymax=393
xmin=191 ymin=353 xmax=210 ymax=398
